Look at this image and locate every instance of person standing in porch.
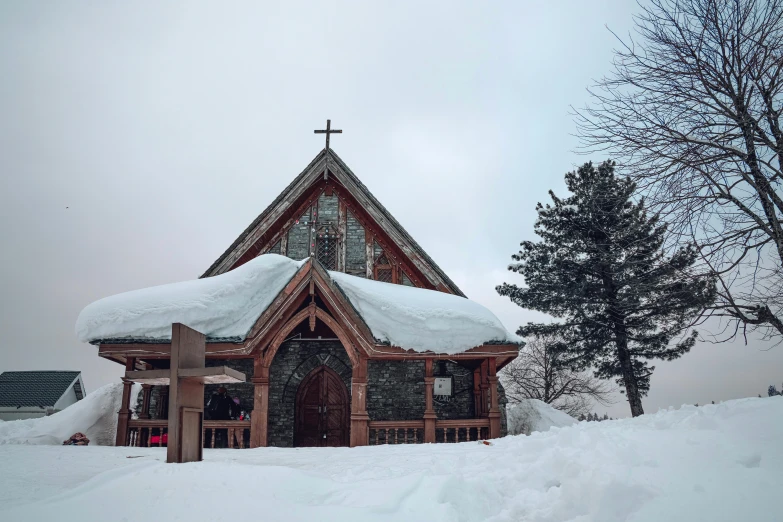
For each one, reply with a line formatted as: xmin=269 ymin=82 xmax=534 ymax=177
xmin=207 ymin=387 xmax=237 ymax=447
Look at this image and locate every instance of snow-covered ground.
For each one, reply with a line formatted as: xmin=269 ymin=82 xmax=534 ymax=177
xmin=1 ymin=397 xmax=780 ymax=522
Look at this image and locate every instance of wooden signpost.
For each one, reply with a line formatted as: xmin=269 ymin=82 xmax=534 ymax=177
xmin=124 ymin=323 xmax=245 ymax=463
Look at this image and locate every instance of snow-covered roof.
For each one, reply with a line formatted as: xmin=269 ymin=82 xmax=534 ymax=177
xmin=76 ymin=254 xmax=519 ymax=354
xmin=330 ymin=271 xmax=519 ymax=354
xmin=76 ymin=255 xmax=305 ymax=343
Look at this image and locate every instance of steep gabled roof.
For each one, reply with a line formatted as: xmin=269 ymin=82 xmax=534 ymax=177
xmin=201 ymin=149 xmax=465 ymax=296
xmin=0 ymin=371 xmax=82 ymax=408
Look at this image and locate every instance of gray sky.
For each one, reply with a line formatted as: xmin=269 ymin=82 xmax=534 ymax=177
xmin=1 ymin=1 xmax=780 ymax=418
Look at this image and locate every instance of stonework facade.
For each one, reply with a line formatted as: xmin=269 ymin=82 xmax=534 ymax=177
xmin=136 ymin=346 xmax=508 ymax=445
xmin=268 ymin=340 xmax=353 ymax=447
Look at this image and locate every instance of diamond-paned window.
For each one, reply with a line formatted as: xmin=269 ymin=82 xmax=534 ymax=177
xmin=373 ymin=252 xmax=395 ymax=283
xmin=315 ymin=226 xmax=337 ymax=270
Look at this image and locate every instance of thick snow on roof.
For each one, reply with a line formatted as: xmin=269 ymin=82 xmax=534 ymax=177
xmin=76 ymin=255 xmax=304 ymax=343
xmin=330 ymin=271 xmax=519 ymax=354
xmin=76 ymin=254 xmax=518 ymax=354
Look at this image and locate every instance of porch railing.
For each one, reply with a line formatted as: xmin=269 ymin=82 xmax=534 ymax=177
xmin=369 ymin=420 xmax=425 ymax=445
xmin=368 ymin=418 xmax=490 ymax=445
xmin=126 ymin=419 xmax=251 ymax=449
xmin=435 ymin=418 xmax=490 ymax=443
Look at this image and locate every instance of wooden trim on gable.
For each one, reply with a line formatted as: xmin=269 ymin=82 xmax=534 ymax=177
xmin=202 ymin=149 xmax=464 ymax=296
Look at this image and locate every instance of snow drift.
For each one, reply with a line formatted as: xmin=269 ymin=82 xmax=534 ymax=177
xmin=1 ymin=396 xmax=780 ymax=521
xmin=76 ymin=254 xmax=519 ymax=354
xmin=0 ymin=382 xmax=139 ymax=446
xmin=506 ymin=399 xmax=577 ymax=435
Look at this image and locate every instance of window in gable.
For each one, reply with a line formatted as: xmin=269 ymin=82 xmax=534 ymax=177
xmin=315 ymin=225 xmax=338 ymax=270
xmin=373 ymin=251 xmax=395 ymax=284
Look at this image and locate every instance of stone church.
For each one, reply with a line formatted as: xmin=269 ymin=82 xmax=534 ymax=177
xmin=78 ymin=127 xmax=520 ymax=448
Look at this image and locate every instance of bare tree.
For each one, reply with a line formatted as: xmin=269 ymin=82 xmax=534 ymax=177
xmin=500 ymin=334 xmax=614 ymax=418
xmin=575 ymin=0 xmax=783 ymax=341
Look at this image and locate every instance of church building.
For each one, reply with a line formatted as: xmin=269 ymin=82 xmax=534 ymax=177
xmin=77 ymin=124 xmax=520 ymax=448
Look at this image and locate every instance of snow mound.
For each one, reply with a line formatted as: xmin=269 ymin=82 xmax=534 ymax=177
xmin=0 ymin=397 xmax=781 ymax=521
xmin=506 ymin=399 xmax=578 ymax=435
xmin=76 ymin=254 xmax=304 ymax=342
xmin=331 ymin=271 xmax=520 ymax=354
xmin=0 ymin=382 xmax=140 ymax=446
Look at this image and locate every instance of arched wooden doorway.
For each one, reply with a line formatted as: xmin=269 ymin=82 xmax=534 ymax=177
xmin=294 ymin=365 xmax=350 ymax=447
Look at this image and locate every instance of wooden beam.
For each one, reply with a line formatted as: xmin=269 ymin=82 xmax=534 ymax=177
xmin=367 ymin=344 xmax=520 ymax=359
xmin=424 ymin=359 xmax=436 ymax=443
xmin=115 ymin=357 xmax=136 ymax=447
xmin=124 ymin=366 xmax=246 ymax=385
xmin=487 ymin=357 xmax=501 ymax=439
xmin=250 ymin=359 xmax=269 ymax=448
xmin=365 ymin=227 xmax=373 ymax=279
xmin=337 ymin=198 xmax=346 ymax=272
xmin=350 ymin=357 xmax=369 ymax=447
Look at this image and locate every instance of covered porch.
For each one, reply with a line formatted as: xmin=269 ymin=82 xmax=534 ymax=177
xmin=80 ymin=255 xmax=520 ymax=448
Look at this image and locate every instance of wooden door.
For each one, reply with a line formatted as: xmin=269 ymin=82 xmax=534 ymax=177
xmin=295 ymin=366 xmax=349 ymax=447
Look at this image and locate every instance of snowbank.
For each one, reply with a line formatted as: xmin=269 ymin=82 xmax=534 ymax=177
xmin=76 ymin=254 xmax=304 ymax=342
xmin=506 ymin=399 xmax=577 ymax=435
xmin=0 ymin=396 xmax=780 ymax=521
xmin=0 ymin=382 xmax=139 ymax=446
xmin=331 ymin=271 xmax=519 ymax=353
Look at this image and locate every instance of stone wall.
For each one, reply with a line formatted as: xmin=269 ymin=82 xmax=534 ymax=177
xmin=268 ymin=340 xmax=353 ymax=447
xmin=317 ymin=193 xmax=338 ymax=224
xmin=366 ymin=360 xmax=476 ymax=421
xmin=287 ymin=209 xmax=312 ymax=260
xmin=345 ymin=211 xmax=366 ymax=277
xmin=367 ymin=360 xmax=424 ymax=420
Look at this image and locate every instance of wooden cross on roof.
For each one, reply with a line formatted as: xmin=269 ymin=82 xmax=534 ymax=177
xmin=314 ymin=119 xmax=342 ymax=180
xmin=314 ymin=119 xmax=342 ymax=150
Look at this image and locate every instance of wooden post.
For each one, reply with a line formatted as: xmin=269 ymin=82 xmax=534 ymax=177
xmin=350 ymin=357 xmax=370 ymax=447
xmin=338 ymin=199 xmax=347 ymax=272
xmin=479 ymin=359 xmax=489 ymax=417
xmin=139 ymin=384 xmax=152 ymax=419
xmin=473 ymin=367 xmax=482 ymax=417
xmin=365 ymin=229 xmax=374 ymax=278
xmin=250 ymin=358 xmax=270 ymax=448
xmin=157 ymin=387 xmax=169 ymax=419
xmin=487 ymin=358 xmax=501 ymax=439
xmin=115 ymin=357 xmax=136 ymax=447
xmin=166 ymin=323 xmax=206 ymax=464
xmin=423 ymin=359 xmax=437 ymax=443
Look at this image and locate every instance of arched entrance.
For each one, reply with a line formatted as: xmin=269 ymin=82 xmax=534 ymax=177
xmin=294 ymin=365 xmax=350 ymax=447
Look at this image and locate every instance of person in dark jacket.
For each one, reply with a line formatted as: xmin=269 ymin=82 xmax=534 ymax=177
xmin=207 ymin=387 xmax=237 ymax=421
xmin=207 ymin=387 xmax=238 ymax=447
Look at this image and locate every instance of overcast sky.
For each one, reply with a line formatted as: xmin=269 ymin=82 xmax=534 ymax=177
xmin=1 ymin=1 xmax=780 ymax=418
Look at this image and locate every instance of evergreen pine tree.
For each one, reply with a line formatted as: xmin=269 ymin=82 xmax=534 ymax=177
xmin=768 ymin=385 xmax=779 ymax=397
xmin=497 ymin=161 xmax=716 ymax=417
